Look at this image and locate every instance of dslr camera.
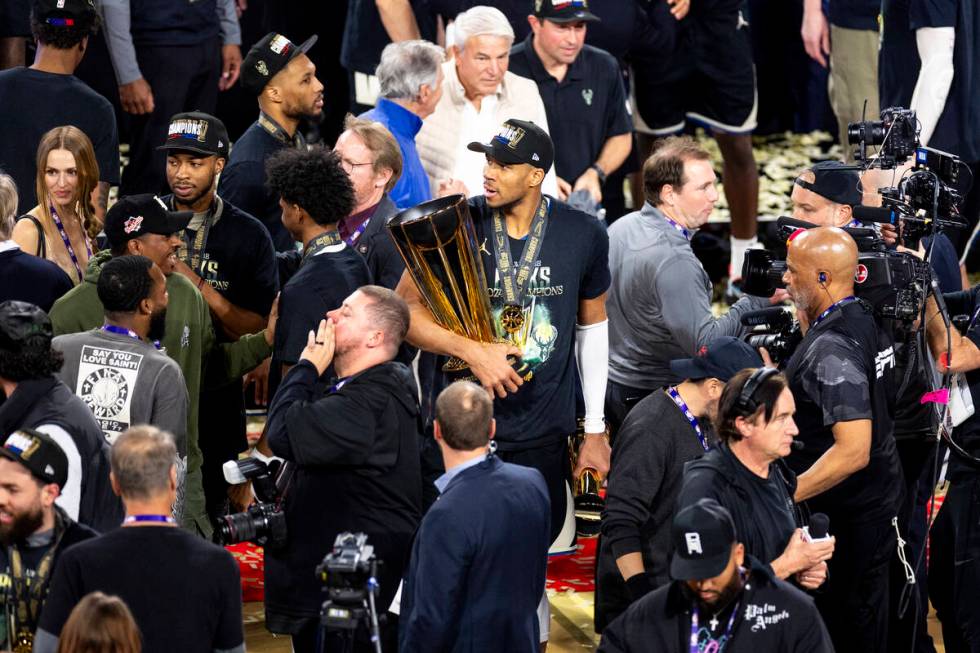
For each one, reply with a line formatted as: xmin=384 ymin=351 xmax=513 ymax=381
xmin=212 ymin=457 xmax=291 ymax=550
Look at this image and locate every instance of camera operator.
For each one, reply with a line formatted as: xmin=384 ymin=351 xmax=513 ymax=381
xmin=605 ymin=137 xmax=783 ymax=434
xmin=265 ymin=285 xmax=422 ymax=652
xmin=779 ymin=227 xmax=903 ymax=653
xmin=923 ymin=287 xmax=980 ymax=650
xmin=676 ymin=369 xmax=834 ymax=590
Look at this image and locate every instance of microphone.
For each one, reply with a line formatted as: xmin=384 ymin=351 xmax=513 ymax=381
xmin=852 ymin=205 xmax=897 ymax=225
xmin=790 ymin=440 xmax=804 ymax=451
xmin=803 ymin=513 xmax=832 ymax=542
xmin=741 ymin=307 xmax=793 ymax=327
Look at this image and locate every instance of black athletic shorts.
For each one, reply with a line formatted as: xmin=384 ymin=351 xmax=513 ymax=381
xmin=0 ymin=0 xmax=29 ymax=38
xmin=633 ymin=5 xmax=757 ymax=135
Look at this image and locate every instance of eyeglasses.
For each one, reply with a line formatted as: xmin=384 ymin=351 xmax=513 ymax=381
xmin=339 ymin=158 xmax=375 ymax=174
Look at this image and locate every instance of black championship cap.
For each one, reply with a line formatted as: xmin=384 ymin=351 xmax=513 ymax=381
xmin=670 ymin=498 xmax=737 ymax=581
xmin=241 ymin=32 xmax=318 ymax=95
xmin=32 ymin=0 xmax=96 ymax=25
xmin=794 ymin=160 xmax=863 ymax=207
xmin=0 ymin=428 xmax=68 ymax=489
xmin=158 ymin=111 xmax=229 ymax=159
xmin=0 ymin=301 xmax=52 ymax=351
xmin=533 ymin=0 xmax=600 ymax=23
xmin=104 ymin=194 xmax=192 ymax=248
xmin=670 ymin=336 xmax=763 ymax=383
xmin=467 ymin=119 xmax=554 ymax=171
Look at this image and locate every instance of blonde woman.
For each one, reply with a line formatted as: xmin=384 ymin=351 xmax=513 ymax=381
xmin=13 ymin=126 xmax=101 ymax=284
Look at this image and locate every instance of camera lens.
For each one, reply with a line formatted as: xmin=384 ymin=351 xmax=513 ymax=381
xmin=741 ymin=250 xmax=786 ymax=298
xmin=847 ymin=121 xmax=886 ymax=146
xmin=214 ymin=510 xmax=258 ymax=545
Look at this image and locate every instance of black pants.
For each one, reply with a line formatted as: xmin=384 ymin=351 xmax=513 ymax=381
xmin=929 ymin=474 xmax=980 ymax=653
xmin=199 ymin=380 xmax=248 ymax=521
xmin=121 ymin=39 xmax=221 ymax=195
xmin=604 ymin=380 xmax=654 ymax=444
xmin=498 ymin=439 xmax=570 ymax=545
xmin=816 ymin=515 xmax=895 ymax=653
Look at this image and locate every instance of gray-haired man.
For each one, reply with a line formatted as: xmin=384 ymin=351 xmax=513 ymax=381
xmin=360 ymin=39 xmax=444 ymax=210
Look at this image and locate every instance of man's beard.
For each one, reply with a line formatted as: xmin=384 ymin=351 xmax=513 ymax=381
xmin=0 ymin=502 xmax=45 ymax=547
xmin=285 ymin=98 xmax=323 ymax=123
xmin=682 ymin=568 xmax=744 ymax=614
xmin=148 ymin=308 xmax=168 ymax=342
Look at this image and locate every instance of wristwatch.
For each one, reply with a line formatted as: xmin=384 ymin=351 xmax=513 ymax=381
xmin=590 ymin=164 xmax=607 ymax=185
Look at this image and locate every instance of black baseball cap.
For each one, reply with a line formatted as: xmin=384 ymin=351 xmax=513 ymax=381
xmin=670 ymin=498 xmax=737 ymax=581
xmin=0 ymin=301 xmax=52 ymax=352
xmin=794 ymin=160 xmax=863 ymax=207
xmin=104 ymin=194 xmax=192 ymax=248
xmin=533 ymin=0 xmax=600 ymax=23
xmin=467 ymin=119 xmax=554 ymax=171
xmin=157 ymin=111 xmax=229 ymax=159
xmin=241 ymin=32 xmax=318 ymax=95
xmin=0 ymin=428 xmax=69 ymax=489
xmin=670 ymin=336 xmax=763 ymax=382
xmin=32 ymin=0 xmax=97 ymax=25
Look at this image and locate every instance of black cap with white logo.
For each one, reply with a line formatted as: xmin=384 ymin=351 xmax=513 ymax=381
xmin=532 ymin=0 xmax=600 ymax=24
xmin=32 ymin=0 xmax=97 ymax=25
xmin=670 ymin=498 xmax=737 ymax=581
xmin=467 ymin=119 xmax=554 ymax=171
xmin=0 ymin=428 xmax=69 ymax=489
xmin=157 ymin=111 xmax=229 ymax=159
xmin=240 ymin=32 xmax=318 ymax=95
xmin=103 ymin=194 xmax=192 ymax=248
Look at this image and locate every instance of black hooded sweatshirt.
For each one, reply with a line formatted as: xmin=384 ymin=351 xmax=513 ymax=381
xmin=265 ymin=359 xmax=423 ymax=630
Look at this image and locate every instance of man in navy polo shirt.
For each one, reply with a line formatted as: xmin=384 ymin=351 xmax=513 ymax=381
xmin=218 ymin=33 xmax=324 ymax=252
xmin=159 ymin=111 xmax=278 ymax=521
xmin=508 ymin=0 xmax=633 ymax=206
xmin=360 ymin=40 xmax=444 ymax=210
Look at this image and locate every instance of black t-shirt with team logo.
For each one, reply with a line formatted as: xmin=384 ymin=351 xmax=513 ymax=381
xmin=784 ymin=300 xmax=904 ymax=522
xmin=464 ymin=195 xmax=610 ymax=449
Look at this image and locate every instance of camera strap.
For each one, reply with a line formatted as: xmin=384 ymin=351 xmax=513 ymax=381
xmin=491 ymin=197 xmax=549 ymax=334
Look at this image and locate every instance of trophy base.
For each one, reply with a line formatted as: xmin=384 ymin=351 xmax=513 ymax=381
xmin=442 ymin=356 xmax=469 ymax=373
xmin=441 ymin=354 xmax=522 ymax=381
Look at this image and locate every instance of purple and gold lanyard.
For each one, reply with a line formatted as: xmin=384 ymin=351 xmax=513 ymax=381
xmin=690 ymin=599 xmax=740 ymax=653
xmin=50 ymin=204 xmax=91 ymax=281
xmin=666 ymin=386 xmax=709 ymax=451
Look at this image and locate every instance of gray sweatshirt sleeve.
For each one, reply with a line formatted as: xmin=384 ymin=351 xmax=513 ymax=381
xmin=655 ymin=255 xmax=770 ymax=354
xmin=216 ymin=0 xmax=241 ymax=45
xmin=97 ymin=0 xmax=142 ymax=86
xmin=152 ymin=361 xmax=190 ymax=458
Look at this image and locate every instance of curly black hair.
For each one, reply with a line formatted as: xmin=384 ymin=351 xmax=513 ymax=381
xmin=0 ymin=336 xmax=63 ymax=381
xmin=98 ymin=255 xmax=154 ymax=314
xmin=265 ymin=146 xmax=355 ymax=226
xmin=30 ymin=4 xmax=100 ymax=50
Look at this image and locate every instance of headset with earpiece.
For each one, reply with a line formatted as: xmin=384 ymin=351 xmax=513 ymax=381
xmin=735 ymin=367 xmax=780 ymax=414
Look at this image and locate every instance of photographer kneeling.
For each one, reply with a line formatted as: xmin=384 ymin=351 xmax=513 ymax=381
xmin=265 ymin=286 xmax=422 ymax=652
xmin=779 ymin=227 xmax=903 ymax=653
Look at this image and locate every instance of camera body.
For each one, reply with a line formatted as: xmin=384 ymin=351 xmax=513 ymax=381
xmin=317 ymin=533 xmax=382 ymax=641
xmin=212 ymin=457 xmax=290 ymax=550
xmin=847 ymin=106 xmax=918 ymax=168
xmin=741 ymin=307 xmax=802 ymax=366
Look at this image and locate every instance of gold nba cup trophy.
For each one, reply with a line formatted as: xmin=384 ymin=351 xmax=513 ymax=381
xmin=570 ymin=419 xmax=605 ymax=538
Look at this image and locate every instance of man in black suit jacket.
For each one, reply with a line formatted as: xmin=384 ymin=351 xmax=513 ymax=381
xmin=399 ymin=381 xmax=551 ymax=653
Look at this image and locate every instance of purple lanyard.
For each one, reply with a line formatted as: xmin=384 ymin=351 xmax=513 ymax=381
xmin=123 ymin=514 xmax=174 ymax=524
xmin=102 ymin=324 xmax=161 ymax=350
xmin=810 ymin=295 xmax=858 ymax=329
xmin=690 ymin=599 xmax=740 ymax=653
xmin=662 ymin=214 xmax=691 ymax=240
xmin=343 ymin=219 xmax=370 ymax=247
xmin=50 ymin=204 xmax=91 ymax=280
xmin=666 ymin=386 xmax=709 ymax=451
xmin=328 ymin=378 xmax=349 ymax=394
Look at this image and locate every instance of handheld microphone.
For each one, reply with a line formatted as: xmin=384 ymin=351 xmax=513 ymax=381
xmin=803 ymin=513 xmax=832 ymax=542
xmin=852 ymin=205 xmax=897 ymax=225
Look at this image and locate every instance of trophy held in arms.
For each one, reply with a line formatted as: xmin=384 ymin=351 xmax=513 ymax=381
xmin=387 ymin=194 xmax=514 ymax=374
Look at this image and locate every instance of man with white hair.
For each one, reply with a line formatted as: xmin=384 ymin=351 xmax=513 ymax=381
xmin=416 ymin=5 xmax=557 ymax=198
xmin=361 ymin=40 xmax=445 ymax=210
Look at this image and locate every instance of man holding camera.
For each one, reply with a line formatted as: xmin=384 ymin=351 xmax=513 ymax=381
xmin=779 ymin=227 xmax=903 ymax=653
xmin=265 ymin=285 xmax=422 ymax=652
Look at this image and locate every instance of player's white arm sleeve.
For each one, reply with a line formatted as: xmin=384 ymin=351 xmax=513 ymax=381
xmin=575 ymin=320 xmax=609 ymax=433
xmin=910 ymin=26 xmax=955 ymax=147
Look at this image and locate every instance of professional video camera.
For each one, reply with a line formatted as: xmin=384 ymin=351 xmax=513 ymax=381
xmin=212 ymin=457 xmax=291 ymax=550
xmin=848 ymin=107 xmax=968 ymax=250
xmin=739 ymin=307 xmax=801 ymax=366
xmin=742 ymin=217 xmax=931 ymax=324
xmin=317 ymin=532 xmax=383 ymax=653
